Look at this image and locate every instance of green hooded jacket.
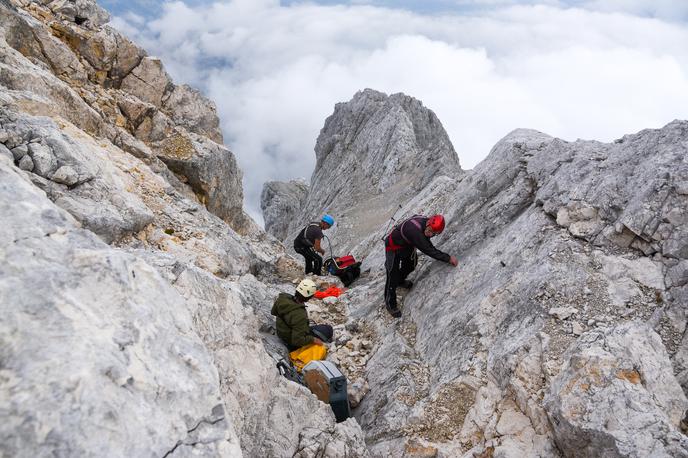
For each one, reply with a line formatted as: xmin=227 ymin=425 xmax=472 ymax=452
xmin=271 ymin=292 xmax=314 ymax=349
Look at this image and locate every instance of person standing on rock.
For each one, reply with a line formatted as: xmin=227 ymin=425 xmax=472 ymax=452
xmin=272 ymin=278 xmax=334 ymax=351
xmin=384 ymin=214 xmax=458 ymax=318
xmin=293 ymin=214 xmax=334 ymax=276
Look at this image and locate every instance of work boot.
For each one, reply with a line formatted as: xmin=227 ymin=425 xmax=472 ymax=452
xmin=400 ymin=280 xmax=413 ymax=289
xmin=385 ymin=302 xmax=402 ymax=318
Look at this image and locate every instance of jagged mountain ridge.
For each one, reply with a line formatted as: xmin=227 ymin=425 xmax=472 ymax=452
xmin=264 ymin=93 xmax=688 ymax=455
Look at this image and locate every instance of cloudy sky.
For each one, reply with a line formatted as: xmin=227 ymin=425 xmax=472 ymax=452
xmin=104 ymin=0 xmax=688 ymax=222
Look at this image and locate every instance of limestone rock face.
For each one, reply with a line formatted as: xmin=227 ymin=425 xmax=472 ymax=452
xmin=0 ymin=0 xmax=251 ymax=233
xmin=4 ymin=0 xmax=688 ymax=455
xmin=162 ymin=84 xmax=224 ymax=144
xmin=266 ymin=89 xmax=464 ymax=252
xmin=0 ymin=1 xmax=369 ymax=456
xmin=68 ymin=24 xmax=145 ymax=86
xmin=45 ymin=0 xmax=111 ymax=28
xmin=155 ymin=132 xmax=248 ymax=233
xmin=121 ymin=56 xmax=173 ymax=108
xmin=545 ymin=322 xmax=688 ymax=457
xmin=261 ymin=179 xmax=309 ymax=240
xmin=0 ymin=156 xmax=240 ymax=457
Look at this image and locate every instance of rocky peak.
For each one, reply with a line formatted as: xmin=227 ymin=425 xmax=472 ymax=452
xmin=264 ymin=88 xmax=464 ymax=253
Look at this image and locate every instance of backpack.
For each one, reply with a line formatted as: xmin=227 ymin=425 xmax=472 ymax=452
xmin=324 ymin=255 xmax=361 ymax=286
xmin=289 ymin=343 xmax=328 ymax=372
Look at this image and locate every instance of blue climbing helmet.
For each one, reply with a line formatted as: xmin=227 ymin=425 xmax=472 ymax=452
xmin=322 ymin=214 xmax=334 ymax=226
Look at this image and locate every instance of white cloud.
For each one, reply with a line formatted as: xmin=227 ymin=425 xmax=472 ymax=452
xmin=113 ymin=1 xmax=688 ymax=223
xmin=576 ymin=0 xmax=688 ymax=21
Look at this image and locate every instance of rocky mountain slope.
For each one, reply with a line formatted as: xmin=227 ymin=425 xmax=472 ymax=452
xmin=2 ymin=0 xmax=688 ymax=457
xmin=0 ymin=1 xmax=368 ymax=456
xmin=264 ymin=94 xmax=688 ymax=455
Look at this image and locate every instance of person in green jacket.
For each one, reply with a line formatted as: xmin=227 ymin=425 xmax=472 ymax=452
xmin=271 ymin=278 xmax=334 ymax=351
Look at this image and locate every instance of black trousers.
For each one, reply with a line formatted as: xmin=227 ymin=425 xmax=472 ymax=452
xmin=384 ymin=247 xmax=417 ymax=310
xmin=294 ymin=244 xmax=323 ymax=275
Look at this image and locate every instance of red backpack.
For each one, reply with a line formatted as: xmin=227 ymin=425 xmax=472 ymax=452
xmin=335 ymin=255 xmax=356 ymax=269
xmin=324 ymin=255 xmax=361 ymax=286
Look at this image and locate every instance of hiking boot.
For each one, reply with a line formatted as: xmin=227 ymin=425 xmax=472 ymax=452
xmin=385 ymin=303 xmax=402 ymax=318
xmin=400 ymin=280 xmax=413 ymax=289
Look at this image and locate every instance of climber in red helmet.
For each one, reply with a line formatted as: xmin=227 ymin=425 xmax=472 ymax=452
xmin=383 ymin=214 xmax=458 ymax=318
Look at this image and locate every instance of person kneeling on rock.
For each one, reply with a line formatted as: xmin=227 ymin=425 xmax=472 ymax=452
xmin=271 ymin=278 xmax=334 ymax=352
xmin=383 ymin=214 xmax=458 ymax=318
xmin=293 ymin=214 xmax=334 ymax=276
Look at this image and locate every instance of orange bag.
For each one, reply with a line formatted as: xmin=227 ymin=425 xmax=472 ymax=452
xmin=314 ymin=286 xmax=343 ymax=299
xmin=289 ymin=343 xmax=328 ymax=372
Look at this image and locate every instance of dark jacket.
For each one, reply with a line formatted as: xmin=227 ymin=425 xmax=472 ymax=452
xmin=294 ymin=222 xmax=323 ymax=248
xmin=386 ymin=216 xmax=451 ymax=263
xmin=271 ymin=292 xmax=314 ymax=348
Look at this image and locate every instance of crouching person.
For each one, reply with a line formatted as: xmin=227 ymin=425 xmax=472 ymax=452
xmin=272 ymin=278 xmax=334 ymax=370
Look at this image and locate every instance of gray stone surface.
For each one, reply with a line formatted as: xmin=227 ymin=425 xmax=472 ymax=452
xmin=545 ymin=322 xmax=688 ymax=457
xmin=154 ymin=131 xmax=253 ymax=234
xmin=45 ymin=0 xmax=111 ymax=28
xmin=28 ymin=141 xmax=56 ymax=177
xmin=261 ymin=179 xmax=309 ymax=240
xmin=0 ymin=143 xmax=11 ymax=161
xmin=0 ymin=157 xmax=239 ymax=457
xmin=0 ymin=4 xmax=105 ymax=136
xmin=295 ymin=115 xmax=688 ymax=455
xmin=3 ymin=0 xmax=688 ymax=456
xmin=51 ymin=165 xmax=79 ymax=186
xmin=17 ymin=154 xmax=33 ymax=171
xmin=121 ymin=56 xmax=173 ymax=108
xmin=162 ymin=84 xmax=223 ymax=144
xmin=30 ymin=23 xmax=89 ymax=83
xmin=10 ymin=143 xmax=27 ymax=161
xmin=78 ymin=25 xmax=145 ymax=84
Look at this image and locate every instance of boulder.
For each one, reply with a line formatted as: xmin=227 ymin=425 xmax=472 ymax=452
xmin=11 ymin=144 xmax=28 ymax=161
xmin=28 ymin=142 xmax=56 ymax=177
xmin=46 ymin=0 xmax=111 ymax=28
xmin=51 ymin=165 xmax=79 ymax=186
xmin=31 ymin=25 xmax=89 ymax=83
xmin=154 ymin=132 xmax=249 ymax=233
xmin=78 ymin=26 xmax=145 ymax=85
xmin=545 ymin=322 xmax=688 ymax=457
xmin=161 ymin=84 xmax=223 ymax=144
xmin=18 ymin=154 xmax=33 ymax=171
xmin=120 ymin=57 xmax=173 ymax=108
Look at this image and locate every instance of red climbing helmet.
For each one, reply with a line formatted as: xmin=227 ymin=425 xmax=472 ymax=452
xmin=427 ymin=214 xmax=445 ymax=233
